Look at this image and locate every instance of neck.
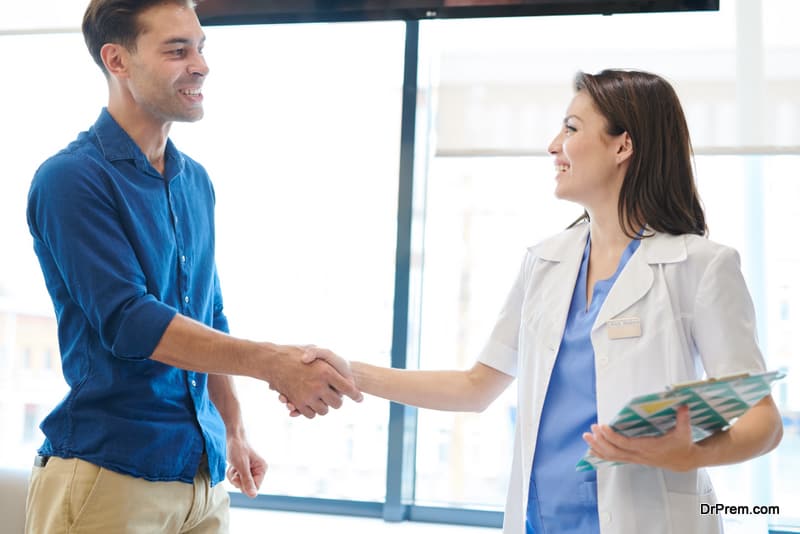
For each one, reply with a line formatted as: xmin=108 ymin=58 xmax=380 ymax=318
xmin=587 ymin=205 xmax=635 ymax=254
xmin=107 ymin=99 xmax=171 ymax=174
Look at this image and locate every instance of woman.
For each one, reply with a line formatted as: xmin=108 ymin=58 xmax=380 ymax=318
xmin=288 ymin=69 xmax=783 ymax=534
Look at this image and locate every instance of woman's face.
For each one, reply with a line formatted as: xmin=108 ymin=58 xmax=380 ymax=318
xmin=548 ymin=90 xmax=629 ymax=211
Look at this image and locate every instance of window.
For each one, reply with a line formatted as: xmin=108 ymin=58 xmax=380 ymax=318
xmin=0 ymin=15 xmax=404 ymax=503
xmin=176 ymin=21 xmax=405 ymax=501
xmin=410 ymin=1 xmax=800 ymax=529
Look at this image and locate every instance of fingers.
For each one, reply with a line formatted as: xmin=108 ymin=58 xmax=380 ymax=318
xmin=583 ymin=425 xmax=618 ymax=460
xmin=675 ymin=404 xmax=691 ymax=430
xmin=326 ymin=370 xmax=363 ymax=403
xmin=271 ymin=346 xmax=362 ymax=417
xmin=307 ymin=355 xmax=362 ymax=402
xmin=300 ymin=349 xmax=318 ymax=364
xmin=247 ymin=453 xmax=268 ymax=493
xmin=227 ymin=465 xmax=256 ymax=498
xmin=239 ymin=465 xmax=257 ymax=498
xmin=226 ymin=459 xmax=267 ymax=499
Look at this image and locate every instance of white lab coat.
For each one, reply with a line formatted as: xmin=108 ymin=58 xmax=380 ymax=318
xmin=479 ymin=222 xmax=766 ymax=534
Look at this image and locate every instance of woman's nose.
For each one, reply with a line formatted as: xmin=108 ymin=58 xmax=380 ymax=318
xmin=547 ymin=132 xmax=562 ymax=155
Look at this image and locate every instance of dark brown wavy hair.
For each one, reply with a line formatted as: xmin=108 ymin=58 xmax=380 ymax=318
xmin=568 ymin=69 xmax=707 ymax=238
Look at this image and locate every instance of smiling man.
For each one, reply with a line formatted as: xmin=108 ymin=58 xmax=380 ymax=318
xmin=23 ymin=1 xmax=361 ymax=533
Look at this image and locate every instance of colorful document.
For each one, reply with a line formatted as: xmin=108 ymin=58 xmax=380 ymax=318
xmin=576 ymin=370 xmax=785 ymax=471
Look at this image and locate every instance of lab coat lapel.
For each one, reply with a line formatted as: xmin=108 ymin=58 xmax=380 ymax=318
xmin=592 ymin=232 xmax=687 ymax=331
xmin=535 ymin=224 xmax=590 ymax=350
xmin=593 ymin=247 xmax=653 ymax=331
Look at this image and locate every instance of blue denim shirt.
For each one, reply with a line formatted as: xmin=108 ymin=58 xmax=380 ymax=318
xmin=27 ymin=109 xmax=228 ymax=485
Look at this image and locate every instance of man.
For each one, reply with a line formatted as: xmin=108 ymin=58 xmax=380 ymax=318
xmin=24 ymin=1 xmax=361 ymax=532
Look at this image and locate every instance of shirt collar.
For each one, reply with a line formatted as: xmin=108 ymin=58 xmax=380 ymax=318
xmin=91 ymin=108 xmax=185 ymax=180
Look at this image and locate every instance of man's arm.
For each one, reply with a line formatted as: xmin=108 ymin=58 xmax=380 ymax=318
xmin=207 ymin=374 xmax=267 ymax=497
xmin=151 ymin=314 xmax=362 ymax=418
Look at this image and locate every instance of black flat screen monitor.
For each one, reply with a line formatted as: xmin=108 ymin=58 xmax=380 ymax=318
xmin=196 ymin=0 xmax=720 ymax=25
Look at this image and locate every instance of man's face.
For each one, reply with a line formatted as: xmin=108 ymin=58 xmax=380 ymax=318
xmin=125 ymin=3 xmax=208 ymax=123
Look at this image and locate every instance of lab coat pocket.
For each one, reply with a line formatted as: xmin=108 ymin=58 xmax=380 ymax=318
xmin=665 ymin=489 xmax=722 ymax=534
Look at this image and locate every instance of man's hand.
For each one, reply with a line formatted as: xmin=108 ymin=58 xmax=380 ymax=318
xmin=264 ymin=344 xmax=362 ymax=419
xmin=276 ymin=347 xmax=356 ymax=418
xmin=226 ymin=434 xmax=267 ymax=498
xmin=582 ymin=405 xmax=698 ymax=472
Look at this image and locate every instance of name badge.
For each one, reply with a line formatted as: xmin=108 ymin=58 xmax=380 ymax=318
xmin=607 ymin=317 xmax=642 ymax=340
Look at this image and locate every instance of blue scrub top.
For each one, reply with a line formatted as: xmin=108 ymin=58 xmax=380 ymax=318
xmin=526 ymin=233 xmax=641 ymax=533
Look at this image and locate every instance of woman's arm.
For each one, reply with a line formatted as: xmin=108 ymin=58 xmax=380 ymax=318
xmin=351 ymin=360 xmax=514 ymax=413
xmin=692 ymin=395 xmax=783 ymax=466
xmin=583 ymin=395 xmax=782 ymax=472
xmin=585 ymin=245 xmax=784 ymax=471
xmin=282 ymin=351 xmax=514 ymax=414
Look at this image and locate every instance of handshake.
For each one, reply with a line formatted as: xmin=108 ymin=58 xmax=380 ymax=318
xmin=266 ymin=344 xmax=362 ymax=419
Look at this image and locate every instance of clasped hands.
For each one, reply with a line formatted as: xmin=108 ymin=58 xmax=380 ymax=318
xmin=267 ymin=344 xmax=362 ymax=419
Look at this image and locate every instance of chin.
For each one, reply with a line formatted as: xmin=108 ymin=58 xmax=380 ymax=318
xmin=178 ymin=111 xmax=205 ymax=123
xmin=553 ymin=185 xmax=571 ymax=201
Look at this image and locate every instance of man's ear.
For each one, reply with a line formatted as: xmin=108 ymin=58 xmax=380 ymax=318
xmin=100 ymin=43 xmax=129 ymax=78
xmin=616 ymin=131 xmax=633 ymax=164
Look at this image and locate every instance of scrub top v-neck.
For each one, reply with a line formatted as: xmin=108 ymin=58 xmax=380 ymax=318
xmin=526 ymin=233 xmax=642 ymax=533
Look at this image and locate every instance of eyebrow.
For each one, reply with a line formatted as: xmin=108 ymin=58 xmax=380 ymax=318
xmin=161 ymin=35 xmax=206 ymax=47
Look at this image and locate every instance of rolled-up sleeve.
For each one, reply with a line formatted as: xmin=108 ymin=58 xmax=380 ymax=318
xmin=211 ymin=266 xmax=229 ymax=334
xmin=28 ymin=155 xmax=176 ymax=360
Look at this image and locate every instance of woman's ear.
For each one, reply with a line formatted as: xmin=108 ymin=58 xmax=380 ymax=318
xmin=616 ymin=132 xmax=633 ymax=164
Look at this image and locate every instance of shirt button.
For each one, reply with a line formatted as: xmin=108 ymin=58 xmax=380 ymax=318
xmin=184 ymin=296 xmax=190 ymax=303
xmin=191 ymin=379 xmax=197 ymax=387
xmin=599 ymin=511 xmax=612 ymax=524
xmin=180 ymin=255 xmax=186 ymax=263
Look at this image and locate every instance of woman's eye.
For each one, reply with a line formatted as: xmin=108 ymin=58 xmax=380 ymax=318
xmin=565 ymin=124 xmax=577 ymax=134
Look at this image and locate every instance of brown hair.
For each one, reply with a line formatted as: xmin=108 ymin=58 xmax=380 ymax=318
xmin=82 ymin=0 xmax=195 ymax=74
xmin=569 ymin=69 xmax=706 ymax=238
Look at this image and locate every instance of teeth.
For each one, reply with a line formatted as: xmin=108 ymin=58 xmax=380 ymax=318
xmin=556 ymin=165 xmax=569 ymax=172
xmin=180 ymin=88 xmax=201 ymax=96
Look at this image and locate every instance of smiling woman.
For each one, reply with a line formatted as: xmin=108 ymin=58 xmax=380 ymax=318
xmin=301 ymin=69 xmax=782 ymax=534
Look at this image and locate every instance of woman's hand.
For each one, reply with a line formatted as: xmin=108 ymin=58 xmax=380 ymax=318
xmin=582 ymin=405 xmax=698 ymax=472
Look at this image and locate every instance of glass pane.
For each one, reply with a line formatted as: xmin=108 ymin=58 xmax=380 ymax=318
xmin=172 ymin=22 xmax=405 ymax=500
xmin=697 ymin=155 xmax=800 ymax=529
xmin=0 ymin=1 xmax=86 ymax=31
xmin=0 ymin=20 xmax=405 ymax=504
xmin=411 ymin=155 xmax=576 ymax=508
xmin=423 ymin=0 xmax=800 ymax=154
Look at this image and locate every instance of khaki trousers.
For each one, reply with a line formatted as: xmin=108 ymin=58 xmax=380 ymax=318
xmin=25 ymin=456 xmax=230 ymax=534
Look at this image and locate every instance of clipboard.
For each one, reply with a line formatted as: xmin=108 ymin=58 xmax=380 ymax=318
xmin=576 ymin=369 xmax=785 ymax=471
